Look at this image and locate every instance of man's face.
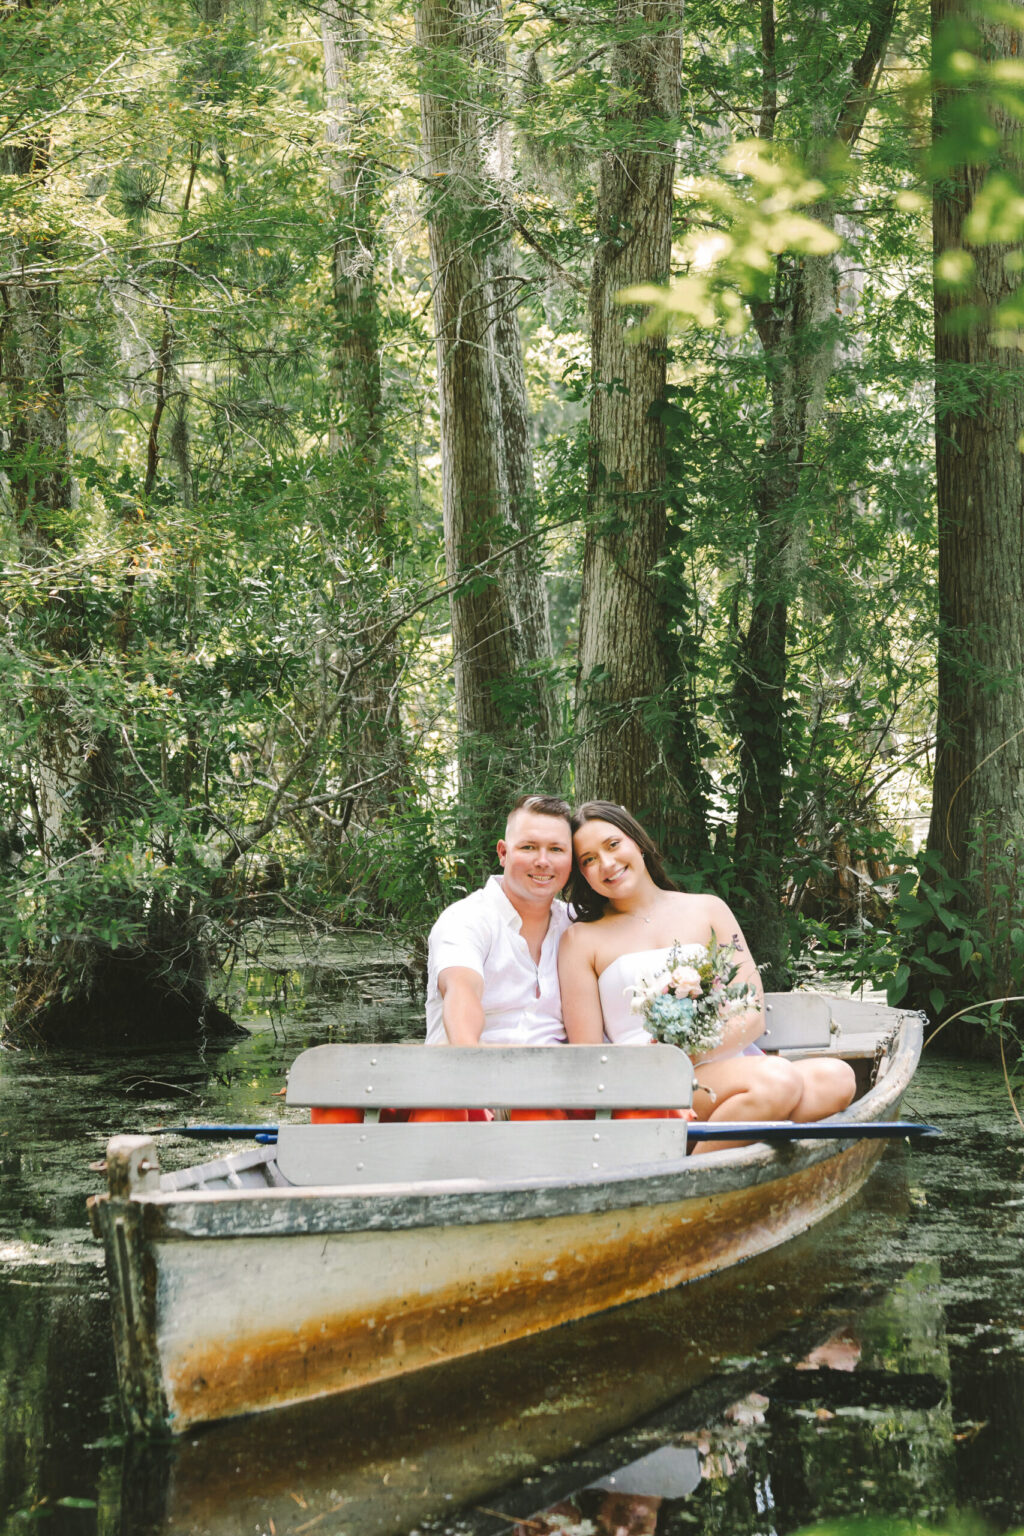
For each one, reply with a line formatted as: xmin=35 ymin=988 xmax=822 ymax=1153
xmin=497 ymin=811 xmax=572 ymax=909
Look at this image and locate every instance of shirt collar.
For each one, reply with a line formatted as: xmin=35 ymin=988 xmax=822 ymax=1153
xmin=486 ymin=873 xmax=568 ymax=934
xmin=485 ymin=873 xmax=522 ymax=929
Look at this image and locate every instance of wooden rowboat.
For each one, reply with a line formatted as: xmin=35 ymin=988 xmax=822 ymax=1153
xmin=88 ymin=992 xmax=925 ymax=1436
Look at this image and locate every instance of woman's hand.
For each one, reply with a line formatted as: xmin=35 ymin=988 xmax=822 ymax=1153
xmin=694 ymin=999 xmax=765 ymax=1064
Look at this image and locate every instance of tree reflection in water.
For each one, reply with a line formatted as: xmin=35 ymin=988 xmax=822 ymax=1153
xmin=510 ymin=1264 xmax=959 ymax=1536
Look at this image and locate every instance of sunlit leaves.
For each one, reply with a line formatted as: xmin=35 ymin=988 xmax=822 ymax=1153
xmin=932 ymin=1 xmax=1024 ymax=352
xmin=619 ymin=140 xmax=841 ymax=332
xmin=934 ymin=248 xmax=976 ymax=288
xmin=964 ymin=170 xmax=1024 ymax=242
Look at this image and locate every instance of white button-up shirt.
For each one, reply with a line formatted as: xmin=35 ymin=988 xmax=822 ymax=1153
xmin=425 ymin=875 xmax=570 ymax=1046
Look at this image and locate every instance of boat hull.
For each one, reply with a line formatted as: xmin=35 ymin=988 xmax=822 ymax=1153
xmin=153 ymin=1137 xmax=884 ymax=1429
xmin=89 ymin=997 xmax=923 ymax=1434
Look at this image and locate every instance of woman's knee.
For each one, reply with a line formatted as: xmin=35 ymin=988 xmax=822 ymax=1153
xmin=701 ymin=1057 xmax=802 ymax=1120
xmin=793 ymin=1058 xmax=857 ymax=1120
xmin=753 ymin=1059 xmax=803 ymax=1119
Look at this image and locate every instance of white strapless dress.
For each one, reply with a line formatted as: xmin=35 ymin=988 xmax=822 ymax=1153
xmin=596 ymin=945 xmax=763 ymax=1059
xmin=596 ymin=946 xmax=706 ymax=1047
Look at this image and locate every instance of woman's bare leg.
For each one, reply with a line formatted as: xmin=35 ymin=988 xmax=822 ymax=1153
xmin=689 ymin=1055 xmax=803 ymax=1152
xmin=790 ymin=1057 xmax=857 ymax=1121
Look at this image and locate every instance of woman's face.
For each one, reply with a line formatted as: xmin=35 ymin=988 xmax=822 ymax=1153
xmin=573 ymin=818 xmax=645 ymax=899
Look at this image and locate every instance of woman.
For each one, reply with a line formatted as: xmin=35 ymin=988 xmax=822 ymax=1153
xmin=558 ymin=803 xmax=855 ymax=1145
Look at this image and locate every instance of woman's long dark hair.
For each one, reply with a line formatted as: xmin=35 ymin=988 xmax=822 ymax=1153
xmin=568 ymin=801 xmax=678 ymax=923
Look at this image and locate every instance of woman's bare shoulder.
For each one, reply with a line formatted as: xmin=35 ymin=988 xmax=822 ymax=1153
xmin=558 ymin=920 xmax=599 ymax=960
xmin=664 ymin=890 xmax=740 ymax=937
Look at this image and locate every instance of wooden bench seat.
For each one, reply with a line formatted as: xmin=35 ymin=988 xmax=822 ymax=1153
xmin=757 ymin=992 xmax=894 ymax=1057
xmin=278 ymin=1044 xmax=694 ymax=1186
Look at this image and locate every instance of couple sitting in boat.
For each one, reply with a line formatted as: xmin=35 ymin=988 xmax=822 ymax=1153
xmin=425 ymin=794 xmax=855 ymax=1140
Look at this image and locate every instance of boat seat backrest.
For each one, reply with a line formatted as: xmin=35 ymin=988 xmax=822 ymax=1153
xmin=277 ymin=1043 xmax=693 ymax=1187
xmin=755 ymin=992 xmax=836 ymax=1052
xmin=285 ymin=1043 xmax=693 ymax=1112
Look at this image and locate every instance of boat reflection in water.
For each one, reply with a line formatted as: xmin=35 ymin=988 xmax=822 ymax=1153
xmin=502 ymin=1261 xmax=955 ymax=1536
xmin=111 ymin=1175 xmax=914 ymax=1536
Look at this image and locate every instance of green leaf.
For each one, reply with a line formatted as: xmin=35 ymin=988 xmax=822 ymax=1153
xmin=888 ymin=965 xmax=910 ymax=1005
xmin=964 ymin=171 xmax=1024 ymax=244
xmin=914 ymin=955 xmax=950 ymax=975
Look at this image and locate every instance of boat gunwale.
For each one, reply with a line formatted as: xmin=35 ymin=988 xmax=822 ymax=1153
xmin=130 ymin=1008 xmax=923 ymax=1241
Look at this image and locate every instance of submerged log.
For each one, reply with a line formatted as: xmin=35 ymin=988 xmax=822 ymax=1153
xmin=7 ymin=935 xmax=244 ymax=1047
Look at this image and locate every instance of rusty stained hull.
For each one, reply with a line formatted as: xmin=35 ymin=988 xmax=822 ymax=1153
xmin=157 ymin=1135 xmax=882 ymax=1430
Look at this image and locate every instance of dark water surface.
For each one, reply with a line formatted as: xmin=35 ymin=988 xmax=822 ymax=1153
xmin=1 ymin=933 xmax=1023 ymax=1536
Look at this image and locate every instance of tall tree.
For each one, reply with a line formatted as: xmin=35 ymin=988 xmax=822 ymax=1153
xmin=321 ymin=0 xmax=410 ymax=830
xmin=574 ymin=0 xmax=707 ymax=855
xmin=729 ymin=0 xmax=898 ymax=974
xmin=416 ymin=0 xmax=555 ymax=861
xmin=479 ymin=10 xmax=558 ymax=756
xmin=925 ymin=0 xmax=1024 ymax=1001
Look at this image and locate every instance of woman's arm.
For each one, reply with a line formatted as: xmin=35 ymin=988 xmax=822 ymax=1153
xmin=558 ymin=925 xmax=606 ymax=1044
xmin=710 ymin=898 xmax=763 ymax=996
xmin=696 ymin=895 xmax=765 ymax=1060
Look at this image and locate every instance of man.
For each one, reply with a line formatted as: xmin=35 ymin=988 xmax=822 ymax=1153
xmin=425 ymin=794 xmax=573 ymax=1046
xmin=313 ymin=795 xmax=571 ymax=1127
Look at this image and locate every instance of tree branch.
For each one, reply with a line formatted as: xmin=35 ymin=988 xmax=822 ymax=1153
xmin=836 ymin=0 xmax=900 ymax=148
xmin=758 ymin=0 xmax=777 ymax=142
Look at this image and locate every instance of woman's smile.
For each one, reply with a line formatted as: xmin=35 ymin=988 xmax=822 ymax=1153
xmin=572 ymin=819 xmax=644 ymax=898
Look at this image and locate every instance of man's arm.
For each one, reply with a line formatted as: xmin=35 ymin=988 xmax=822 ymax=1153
xmin=437 ymin=966 xmax=487 ymax=1045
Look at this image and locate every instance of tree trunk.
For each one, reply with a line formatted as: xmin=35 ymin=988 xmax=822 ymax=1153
xmin=322 ymin=0 xmax=381 ymax=463
xmin=729 ymin=0 xmax=897 ymax=977
xmin=733 ymin=243 xmax=838 ymax=972
xmin=925 ymin=0 xmax=1024 ymax=1035
xmin=477 ymin=2 xmax=557 ymax=755
xmin=416 ymin=0 xmax=547 ymax=857
xmin=490 ymin=247 xmax=559 ymax=754
xmin=321 ymin=0 xmax=410 ymax=837
xmin=574 ymin=0 xmax=706 ymax=858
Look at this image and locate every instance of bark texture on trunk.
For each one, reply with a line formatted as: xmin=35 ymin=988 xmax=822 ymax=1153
xmin=927 ymin=0 xmax=1024 ymax=1017
xmin=1 ymin=144 xmax=73 ymax=545
xmin=322 ymin=0 xmax=381 ymax=461
xmin=417 ymin=0 xmax=553 ymax=833
xmin=575 ymin=0 xmax=700 ymax=840
xmin=478 ymin=5 xmax=556 ymax=749
xmin=733 ymin=241 xmax=838 ymax=900
xmin=321 ymin=0 xmax=410 ymax=832
xmin=491 ymin=246 xmax=558 ymax=751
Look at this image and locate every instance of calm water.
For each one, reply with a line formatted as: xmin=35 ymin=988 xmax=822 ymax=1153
xmin=1 ymin=930 xmax=1022 ymax=1536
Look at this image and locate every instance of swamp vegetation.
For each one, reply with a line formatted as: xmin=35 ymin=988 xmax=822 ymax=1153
xmin=3 ymin=0 xmax=1024 ymax=1068
xmin=1 ymin=947 xmax=1023 ymax=1534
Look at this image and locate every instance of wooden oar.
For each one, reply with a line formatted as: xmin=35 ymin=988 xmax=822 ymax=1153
xmin=153 ymin=1119 xmax=940 ymax=1145
xmin=153 ymin=1124 xmax=277 ymax=1140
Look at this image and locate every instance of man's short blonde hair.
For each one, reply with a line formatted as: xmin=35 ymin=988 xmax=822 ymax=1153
xmin=504 ymin=794 xmax=571 ymax=837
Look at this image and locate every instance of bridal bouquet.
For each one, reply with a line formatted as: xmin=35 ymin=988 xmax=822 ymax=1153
xmin=629 ymin=937 xmax=761 ymax=1057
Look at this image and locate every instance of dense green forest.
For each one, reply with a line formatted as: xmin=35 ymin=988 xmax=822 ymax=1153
xmin=2 ymin=0 xmax=1024 ymax=1057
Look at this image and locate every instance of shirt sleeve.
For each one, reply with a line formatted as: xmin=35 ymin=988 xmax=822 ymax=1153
xmin=428 ymin=899 xmax=491 ymax=986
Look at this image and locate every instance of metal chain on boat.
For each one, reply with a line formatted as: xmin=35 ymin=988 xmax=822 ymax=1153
xmin=869 ymin=1016 xmax=903 ymax=1087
